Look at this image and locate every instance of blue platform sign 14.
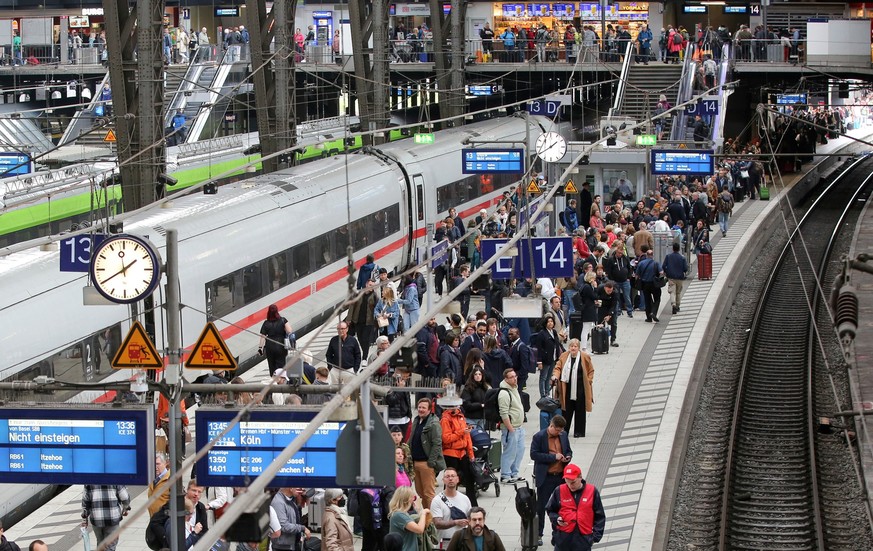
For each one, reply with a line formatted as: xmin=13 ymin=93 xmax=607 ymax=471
xmin=480 ymin=237 xmax=574 ymax=279
xmin=60 ymin=234 xmax=106 ymax=272
xmin=685 ymin=98 xmax=719 ymax=116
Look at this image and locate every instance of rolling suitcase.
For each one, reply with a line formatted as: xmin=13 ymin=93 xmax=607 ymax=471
xmin=697 ymin=253 xmax=713 ymax=280
xmin=591 ymin=325 xmax=610 ymax=354
xmin=759 ymin=185 xmax=770 ymax=200
xmin=568 ymin=311 xmax=583 ymax=341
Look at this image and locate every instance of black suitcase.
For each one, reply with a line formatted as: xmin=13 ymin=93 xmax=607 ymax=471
xmin=568 ymin=312 xmax=583 ymax=341
xmin=591 ymin=325 xmax=610 ymax=354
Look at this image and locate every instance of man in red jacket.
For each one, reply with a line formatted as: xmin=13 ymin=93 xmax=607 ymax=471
xmin=545 ymin=464 xmax=606 ymax=550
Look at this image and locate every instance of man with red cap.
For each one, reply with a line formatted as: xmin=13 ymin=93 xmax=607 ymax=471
xmin=545 ymin=464 xmax=606 ymax=550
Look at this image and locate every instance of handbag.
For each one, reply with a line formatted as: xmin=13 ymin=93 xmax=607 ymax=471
xmin=377 ymin=315 xmax=389 ymax=328
xmin=655 ymin=274 xmax=668 ymax=288
xmin=740 ymin=170 xmax=750 ymax=179
xmin=536 ymin=395 xmax=561 ymax=413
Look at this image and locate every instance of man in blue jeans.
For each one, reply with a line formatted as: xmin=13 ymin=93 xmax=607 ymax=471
xmin=497 ymin=368 xmax=526 ymax=483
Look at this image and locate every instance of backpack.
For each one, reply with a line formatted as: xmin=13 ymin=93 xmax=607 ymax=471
xmin=559 ymin=210 xmax=567 ymax=228
xmin=526 ymin=344 xmax=538 ymax=374
xmin=718 ymin=195 xmax=732 ymax=213
xmin=483 ymin=387 xmax=510 ymax=424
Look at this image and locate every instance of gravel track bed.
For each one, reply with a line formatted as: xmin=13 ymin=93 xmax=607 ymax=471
xmin=667 ymin=164 xmax=873 ymax=550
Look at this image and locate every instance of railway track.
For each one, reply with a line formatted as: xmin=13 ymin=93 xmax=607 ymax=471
xmin=718 ymin=156 xmax=873 ymax=550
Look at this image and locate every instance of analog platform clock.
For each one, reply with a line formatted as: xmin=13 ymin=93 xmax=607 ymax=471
xmin=90 ymin=234 xmax=162 ymax=304
xmin=535 ymin=131 xmax=567 ymax=163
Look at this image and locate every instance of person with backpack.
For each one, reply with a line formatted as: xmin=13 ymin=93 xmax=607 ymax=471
xmin=499 ymin=27 xmax=515 ymax=62
xmin=716 ymin=187 xmax=734 ymax=237
xmin=545 ymin=464 xmax=606 ymax=551
xmin=658 ymin=27 xmax=668 ymax=62
xmin=636 ymin=23 xmax=653 ymax=64
xmin=496 ymin=368 xmax=525 ymax=483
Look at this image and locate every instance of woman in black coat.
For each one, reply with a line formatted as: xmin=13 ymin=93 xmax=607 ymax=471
xmin=439 ymin=333 xmax=463 ymax=386
xmin=535 ymin=314 xmax=563 ymax=398
xmin=572 ymin=271 xmax=599 ymax=352
xmin=482 ymin=335 xmax=512 ymax=387
xmin=461 ymin=365 xmax=490 ymax=430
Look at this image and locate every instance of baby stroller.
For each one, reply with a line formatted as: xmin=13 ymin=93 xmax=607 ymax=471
xmin=470 ymin=426 xmax=501 ymax=497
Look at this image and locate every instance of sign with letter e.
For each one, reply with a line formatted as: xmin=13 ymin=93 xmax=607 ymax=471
xmin=481 ymin=237 xmax=574 ymax=279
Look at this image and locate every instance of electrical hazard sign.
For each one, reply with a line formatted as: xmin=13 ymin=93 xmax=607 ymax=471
xmin=185 ymin=322 xmax=237 ymax=370
xmin=112 ymin=321 xmax=163 ymax=369
xmin=526 ymin=179 xmax=542 ymax=194
xmin=564 ymin=179 xmax=578 ymax=194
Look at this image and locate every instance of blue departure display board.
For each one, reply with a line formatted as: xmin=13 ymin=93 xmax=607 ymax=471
xmin=0 ymin=153 xmax=32 ymax=177
xmin=724 ymin=6 xmax=748 ymax=14
xmin=462 ymin=149 xmax=524 ymax=174
xmin=0 ymin=407 xmax=153 ymax=485
xmin=777 ymin=93 xmax=807 ymax=105
xmin=651 ymin=150 xmax=715 ymax=175
xmin=195 ymin=409 xmax=348 ymax=488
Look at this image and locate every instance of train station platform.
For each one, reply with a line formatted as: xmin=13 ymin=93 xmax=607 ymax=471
xmin=6 ymin=128 xmax=873 ymax=551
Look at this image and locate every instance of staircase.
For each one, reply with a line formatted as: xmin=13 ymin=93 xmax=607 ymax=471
xmin=618 ymin=63 xmax=683 ymax=129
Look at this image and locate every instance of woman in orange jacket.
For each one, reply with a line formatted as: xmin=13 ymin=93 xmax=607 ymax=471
xmin=439 ymin=396 xmax=478 ymax=506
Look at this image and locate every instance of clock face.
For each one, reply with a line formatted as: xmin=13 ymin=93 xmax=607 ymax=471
xmin=91 ymin=235 xmax=162 ymax=304
xmin=535 ymin=131 xmax=567 ymax=163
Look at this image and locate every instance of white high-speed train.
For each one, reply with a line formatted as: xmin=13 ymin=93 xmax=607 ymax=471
xmin=0 ymin=114 xmax=570 ymax=402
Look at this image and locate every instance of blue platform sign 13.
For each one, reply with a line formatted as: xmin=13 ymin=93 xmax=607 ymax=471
xmin=480 ymin=237 xmax=574 ymax=279
xmin=685 ymin=98 xmax=719 ymax=116
xmin=60 ymin=234 xmax=106 ymax=272
xmin=526 ymin=99 xmax=560 ymax=116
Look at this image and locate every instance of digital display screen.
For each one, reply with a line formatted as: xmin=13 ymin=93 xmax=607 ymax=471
xmin=552 ymin=4 xmax=575 ymax=17
xmin=651 ymin=150 xmax=714 ymax=175
xmin=503 ymin=4 xmax=528 ymax=17
xmin=466 ymin=85 xmax=501 ymax=96
xmin=0 ymin=408 xmax=153 ymax=485
xmin=531 ymin=4 xmax=551 ymax=16
xmin=462 ymin=149 xmax=525 ymax=174
xmin=195 ymin=410 xmax=348 ymax=487
xmin=724 ymin=6 xmax=748 ymax=14
xmin=214 ymin=7 xmax=239 ymax=17
xmin=684 ymin=6 xmax=707 ymax=13
xmin=0 ymin=153 xmax=32 ymax=177
xmin=777 ymin=93 xmax=807 ymax=105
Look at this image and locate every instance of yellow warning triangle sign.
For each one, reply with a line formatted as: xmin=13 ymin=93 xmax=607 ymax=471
xmin=185 ymin=322 xmax=238 ymax=370
xmin=526 ymin=179 xmax=541 ymax=194
xmin=564 ymin=179 xmax=578 ymax=194
xmin=104 ymin=129 xmax=117 ymax=142
xmin=112 ymin=321 xmax=163 ymax=369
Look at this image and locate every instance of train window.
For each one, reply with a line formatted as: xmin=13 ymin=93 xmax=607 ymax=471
xmin=387 ymin=203 xmax=401 ymax=234
xmin=207 ymin=275 xmax=236 ymax=319
xmin=292 ymin=243 xmax=311 ymax=279
xmin=313 ymin=233 xmax=332 ymax=270
xmin=415 ymin=180 xmax=425 ymax=222
xmin=267 ymin=252 xmax=290 ymax=292
xmin=335 ymin=226 xmax=350 ymax=261
xmin=351 ymin=219 xmax=369 ymax=250
xmin=4 ymin=323 xmax=123 ymax=402
xmin=242 ymin=263 xmax=264 ymax=303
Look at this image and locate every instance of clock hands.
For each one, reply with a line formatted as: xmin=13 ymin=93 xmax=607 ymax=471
xmin=100 ymin=259 xmax=138 ymax=285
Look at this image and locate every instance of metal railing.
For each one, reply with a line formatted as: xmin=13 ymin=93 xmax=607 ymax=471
xmin=608 ymin=41 xmax=635 ymax=118
xmin=733 ymin=38 xmax=803 ymax=64
xmin=670 ymin=42 xmax=697 ymax=142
